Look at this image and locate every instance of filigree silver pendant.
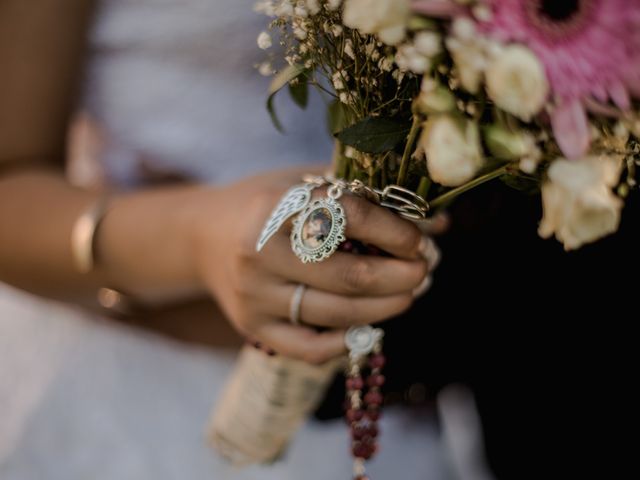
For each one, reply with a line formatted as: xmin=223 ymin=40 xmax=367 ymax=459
xmin=290 ymin=196 xmax=346 ymax=263
xmin=345 ymin=325 xmax=384 ymax=360
xmin=256 ymin=184 xmax=314 ymax=252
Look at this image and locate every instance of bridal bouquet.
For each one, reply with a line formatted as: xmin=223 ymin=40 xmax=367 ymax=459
xmin=209 ymin=0 xmax=639 ymax=476
xmin=257 ymin=0 xmax=640 ymax=250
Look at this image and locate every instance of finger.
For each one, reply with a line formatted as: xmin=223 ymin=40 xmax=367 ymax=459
xmin=412 ymin=274 xmax=432 ymax=299
xmin=262 ymin=236 xmax=429 ymax=295
xmin=302 ymin=289 xmax=414 ymax=327
xmin=417 ymin=212 xmax=451 ymax=236
xmin=417 ymin=236 xmax=441 ymax=272
xmin=255 ymin=321 xmax=347 ymax=364
xmin=338 ymin=193 xmax=425 ymax=260
xmin=268 ymin=285 xmax=413 ymax=328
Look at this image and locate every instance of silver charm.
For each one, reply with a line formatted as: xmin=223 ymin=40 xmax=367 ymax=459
xmin=256 ymin=184 xmax=314 ymax=252
xmin=290 ymin=185 xmax=347 ymax=263
xmin=345 ymin=326 xmax=384 ymax=360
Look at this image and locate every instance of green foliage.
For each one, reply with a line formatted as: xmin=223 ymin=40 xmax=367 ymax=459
xmin=335 ymin=117 xmax=411 ymax=154
xmin=501 ymin=174 xmax=541 ymax=195
xmin=327 ymin=100 xmax=350 ymax=135
xmin=484 ymin=125 xmax=531 ymax=160
xmin=267 ymin=64 xmax=307 ymax=132
xmin=288 ymin=78 xmax=308 ymax=109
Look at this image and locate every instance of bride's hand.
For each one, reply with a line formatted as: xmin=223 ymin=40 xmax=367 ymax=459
xmin=192 ymin=166 xmax=439 ymax=364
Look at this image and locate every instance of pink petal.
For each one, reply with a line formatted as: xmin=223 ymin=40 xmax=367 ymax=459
xmin=624 ymin=63 xmax=640 ymax=98
xmin=551 ymin=100 xmax=591 ymax=160
xmin=584 ymin=98 xmax=624 ymax=118
xmin=411 ymin=0 xmax=467 ymax=18
xmin=592 ymin=83 xmax=609 ymax=103
xmin=608 ymin=82 xmax=631 ymax=111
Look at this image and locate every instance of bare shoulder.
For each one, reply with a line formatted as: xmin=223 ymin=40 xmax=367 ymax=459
xmin=0 ymin=0 xmax=97 ymax=166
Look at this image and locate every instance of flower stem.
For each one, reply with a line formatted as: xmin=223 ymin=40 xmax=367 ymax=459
xmin=429 ymin=164 xmax=511 ymax=210
xmin=396 ymin=115 xmax=422 ymax=186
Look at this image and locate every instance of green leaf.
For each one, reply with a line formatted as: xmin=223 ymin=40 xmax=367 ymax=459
xmin=266 ymin=64 xmax=307 ymax=132
xmin=500 ymin=174 xmax=541 ymax=195
xmin=288 ymin=78 xmax=308 ymax=109
xmin=327 ymin=100 xmax=350 ymax=135
xmin=484 ymin=125 xmax=531 ymax=160
xmin=407 ymin=16 xmax=437 ymax=31
xmin=335 ymin=117 xmax=411 ymax=154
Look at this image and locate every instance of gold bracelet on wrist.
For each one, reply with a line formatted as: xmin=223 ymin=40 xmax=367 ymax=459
xmin=70 ymin=196 xmax=148 ymax=316
xmin=70 ymin=195 xmax=110 ymax=274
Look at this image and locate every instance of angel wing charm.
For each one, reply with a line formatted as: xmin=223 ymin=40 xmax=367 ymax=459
xmin=256 ymin=184 xmax=314 ymax=252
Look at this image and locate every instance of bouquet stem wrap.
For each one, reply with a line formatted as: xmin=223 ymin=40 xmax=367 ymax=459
xmin=208 ymin=345 xmax=345 ymax=465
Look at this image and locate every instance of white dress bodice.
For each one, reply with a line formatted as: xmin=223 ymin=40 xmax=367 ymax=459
xmin=80 ymin=0 xmax=332 ymax=186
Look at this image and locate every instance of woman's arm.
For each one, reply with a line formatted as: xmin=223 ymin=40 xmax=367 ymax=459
xmin=0 ymin=0 xmax=434 ymax=363
xmin=0 ymin=0 xmax=93 ymax=162
xmin=0 ymin=0 xmax=102 ymax=299
xmin=0 ymin=169 xmax=204 ymax=302
xmin=0 ymin=0 xmax=199 ymax=302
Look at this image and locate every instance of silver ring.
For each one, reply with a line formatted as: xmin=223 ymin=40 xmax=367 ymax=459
xmin=289 ymin=284 xmax=307 ymax=325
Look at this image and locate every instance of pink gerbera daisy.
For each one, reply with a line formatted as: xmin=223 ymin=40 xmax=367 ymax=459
xmin=480 ymin=0 xmax=640 ymax=158
xmin=412 ymin=0 xmax=640 ymax=158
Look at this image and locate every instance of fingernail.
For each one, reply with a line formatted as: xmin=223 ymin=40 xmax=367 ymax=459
xmin=412 ymin=275 xmax=432 ymax=299
xmin=418 ymin=236 xmax=441 ymax=271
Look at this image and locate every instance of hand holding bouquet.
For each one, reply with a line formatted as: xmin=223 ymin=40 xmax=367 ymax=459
xmin=212 ymin=0 xmax=639 ymax=476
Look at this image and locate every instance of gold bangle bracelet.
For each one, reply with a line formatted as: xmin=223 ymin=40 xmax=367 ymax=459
xmin=70 ymin=196 xmax=110 ymax=274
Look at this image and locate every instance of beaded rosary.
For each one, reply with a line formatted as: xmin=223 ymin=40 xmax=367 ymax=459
xmin=344 ymin=325 xmax=385 ymax=480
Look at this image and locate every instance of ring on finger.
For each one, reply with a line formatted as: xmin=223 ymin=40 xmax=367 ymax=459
xmin=289 ymin=284 xmax=307 ymax=325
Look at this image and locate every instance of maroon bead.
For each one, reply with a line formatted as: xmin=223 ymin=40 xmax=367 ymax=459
xmin=371 ymin=442 xmax=379 ymax=456
xmin=346 ymin=376 xmax=364 ymax=390
xmin=367 ymin=374 xmax=386 ymax=387
xmin=352 ymin=442 xmax=374 ymax=460
xmin=364 ymin=391 xmax=383 ymax=405
xmin=354 ymin=476 xmax=369 ymax=480
xmin=346 ymin=409 xmax=364 ymax=422
xmin=368 ymin=353 xmax=386 ymax=369
xmin=351 ymin=423 xmax=369 ymax=440
xmin=367 ymin=423 xmax=379 ymax=438
xmin=366 ymin=406 xmax=381 ymax=421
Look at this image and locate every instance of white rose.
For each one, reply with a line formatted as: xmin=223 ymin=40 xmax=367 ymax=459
xmin=485 ymin=44 xmax=549 ymax=121
xmin=414 ymin=31 xmax=441 ymax=57
xmin=421 ymin=115 xmax=484 ymax=187
xmin=538 ymin=156 xmax=623 ymax=251
xmin=343 ymin=0 xmax=409 ymax=45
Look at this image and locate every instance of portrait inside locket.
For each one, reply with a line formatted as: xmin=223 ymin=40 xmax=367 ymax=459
xmin=302 ymin=208 xmax=333 ymax=249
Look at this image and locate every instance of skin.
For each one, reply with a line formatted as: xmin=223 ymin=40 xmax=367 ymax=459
xmin=0 ymin=0 xmax=433 ymax=364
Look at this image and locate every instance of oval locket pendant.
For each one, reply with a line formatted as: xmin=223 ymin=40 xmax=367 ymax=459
xmin=291 ymin=197 xmax=347 ymax=263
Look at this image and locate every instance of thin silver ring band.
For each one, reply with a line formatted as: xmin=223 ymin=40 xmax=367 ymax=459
xmin=289 ymin=284 xmax=307 ymax=325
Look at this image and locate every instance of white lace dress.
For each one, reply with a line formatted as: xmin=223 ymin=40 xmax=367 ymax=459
xmin=0 ymin=1 xmax=452 ymax=478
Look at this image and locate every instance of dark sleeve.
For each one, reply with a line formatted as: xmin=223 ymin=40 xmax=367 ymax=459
xmin=404 ymin=184 xmax=639 ymax=479
xmin=318 ymin=183 xmax=638 ymax=479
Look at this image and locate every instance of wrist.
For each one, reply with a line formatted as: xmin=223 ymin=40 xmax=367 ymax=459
xmin=96 ymin=184 xmax=212 ymax=304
